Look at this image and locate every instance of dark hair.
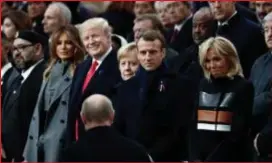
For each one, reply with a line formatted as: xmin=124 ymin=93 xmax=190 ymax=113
xmin=135 ymin=13 xmax=165 ymax=35
xmin=136 ymin=30 xmax=166 ymax=49
xmin=2 ymin=10 xmax=32 ymax=31
xmin=107 ymin=2 xmax=134 ymax=13
xmin=44 ymin=25 xmax=85 ymax=79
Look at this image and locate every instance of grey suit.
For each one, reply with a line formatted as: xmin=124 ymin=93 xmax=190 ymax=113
xmin=23 ymin=62 xmax=73 ymax=162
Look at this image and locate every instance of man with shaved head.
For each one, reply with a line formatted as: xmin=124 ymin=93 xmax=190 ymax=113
xmin=62 ymin=94 xmax=152 ymax=162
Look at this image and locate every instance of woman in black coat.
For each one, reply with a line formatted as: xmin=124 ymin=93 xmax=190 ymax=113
xmin=189 ymin=36 xmax=254 ymax=162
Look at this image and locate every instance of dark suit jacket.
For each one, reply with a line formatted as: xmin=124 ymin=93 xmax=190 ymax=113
xmin=67 ymin=50 xmax=121 ymax=145
xmin=61 ymin=126 xmax=151 ymax=162
xmin=258 ymin=116 xmax=272 ymax=159
xmin=166 ymin=17 xmax=194 ymax=53
xmin=114 ymin=65 xmax=195 ymax=161
xmin=216 ymin=13 xmax=267 ymax=78
xmin=169 ymin=44 xmax=203 ymax=86
xmin=249 ymin=52 xmax=272 ymax=136
xmin=2 ymin=60 xmax=46 ymax=161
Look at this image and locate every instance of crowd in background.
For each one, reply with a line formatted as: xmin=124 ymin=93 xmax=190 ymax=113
xmin=1 ymin=1 xmax=272 ymax=162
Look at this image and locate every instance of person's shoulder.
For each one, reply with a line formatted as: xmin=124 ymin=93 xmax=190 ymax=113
xmin=233 ymin=75 xmax=254 ymax=91
xmin=254 ymin=52 xmax=271 ymax=65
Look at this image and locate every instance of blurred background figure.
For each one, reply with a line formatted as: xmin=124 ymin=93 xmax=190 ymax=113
xmin=255 ymin=1 xmax=272 ymax=22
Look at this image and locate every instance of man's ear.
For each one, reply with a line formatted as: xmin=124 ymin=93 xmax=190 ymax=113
xmin=81 ymin=113 xmax=87 ymax=124
xmin=34 ymin=43 xmax=42 ymax=55
xmin=109 ymin=111 xmax=115 ymax=124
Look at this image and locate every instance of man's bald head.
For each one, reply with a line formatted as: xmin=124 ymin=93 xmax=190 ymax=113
xmin=192 ymin=7 xmax=215 ymax=45
xmin=81 ymin=94 xmax=115 ymax=125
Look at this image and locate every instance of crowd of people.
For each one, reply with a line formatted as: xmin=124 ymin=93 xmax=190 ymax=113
xmin=1 ymin=1 xmax=272 ymax=162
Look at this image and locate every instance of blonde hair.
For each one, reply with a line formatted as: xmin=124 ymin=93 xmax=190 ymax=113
xmin=77 ymin=17 xmax=112 ymax=39
xmin=117 ymin=42 xmax=137 ymax=61
xmin=199 ymin=36 xmax=243 ymax=80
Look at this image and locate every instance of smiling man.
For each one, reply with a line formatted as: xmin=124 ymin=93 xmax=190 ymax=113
xmin=66 ymin=18 xmax=121 ymax=145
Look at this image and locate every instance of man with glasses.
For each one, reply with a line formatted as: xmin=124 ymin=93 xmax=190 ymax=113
xmin=2 ymin=30 xmax=47 ymax=162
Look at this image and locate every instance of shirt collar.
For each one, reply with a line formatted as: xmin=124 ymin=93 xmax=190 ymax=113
xmin=21 ymin=59 xmax=43 ymax=84
xmin=1 ymin=63 xmax=12 ymax=78
xmin=174 ymin=14 xmax=192 ymax=31
xmin=93 ymin=46 xmax=112 ymax=68
xmin=218 ymin=11 xmax=237 ymax=26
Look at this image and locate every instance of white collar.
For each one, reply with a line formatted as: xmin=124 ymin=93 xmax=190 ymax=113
xmin=1 ymin=63 xmax=12 ymax=78
xmin=93 ymin=46 xmax=112 ymax=70
xmin=21 ymin=59 xmax=43 ymax=84
xmin=218 ymin=11 xmax=237 ymax=26
xmin=174 ymin=14 xmax=192 ymax=31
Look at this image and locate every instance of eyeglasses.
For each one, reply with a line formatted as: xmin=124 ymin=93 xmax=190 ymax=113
xmin=12 ymin=44 xmax=33 ymax=53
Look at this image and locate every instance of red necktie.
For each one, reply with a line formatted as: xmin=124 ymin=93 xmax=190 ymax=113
xmin=75 ymin=60 xmax=98 ymax=140
xmin=82 ymin=60 xmax=98 ymax=92
xmin=170 ymin=29 xmax=179 ymax=43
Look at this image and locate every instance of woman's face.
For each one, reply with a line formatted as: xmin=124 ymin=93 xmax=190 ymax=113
xmin=56 ymin=32 xmax=75 ymax=60
xmin=205 ymin=48 xmax=229 ymax=78
xmin=119 ymin=55 xmax=139 ymax=80
xmin=3 ymin=18 xmax=17 ymax=40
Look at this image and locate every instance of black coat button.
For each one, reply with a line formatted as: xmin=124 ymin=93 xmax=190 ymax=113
xmin=60 ymin=119 xmax=65 ymax=123
xmin=29 ymin=136 xmax=33 ymax=140
xmin=61 ymin=101 xmax=67 ymax=105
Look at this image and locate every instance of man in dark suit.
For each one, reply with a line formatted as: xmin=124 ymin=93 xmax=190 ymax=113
xmin=27 ymin=2 xmax=48 ymax=37
xmin=164 ymin=1 xmax=194 ymax=53
xmin=251 ymin=12 xmax=272 ymax=161
xmin=209 ymin=1 xmax=268 ymax=78
xmin=170 ymin=7 xmax=215 ymax=86
xmin=67 ymin=18 xmax=121 ymax=145
xmin=114 ymin=30 xmax=195 ymax=161
xmin=2 ymin=30 xmax=47 ymax=162
xmin=62 ymin=94 xmax=152 ymax=162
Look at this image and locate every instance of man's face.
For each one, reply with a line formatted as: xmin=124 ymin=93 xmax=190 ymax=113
xmin=82 ymin=27 xmax=111 ymax=59
xmin=2 ymin=18 xmax=17 ymax=40
xmin=165 ymin=2 xmax=190 ymax=24
xmin=209 ymin=1 xmax=235 ymax=22
xmin=137 ymin=38 xmax=165 ymax=71
xmin=2 ymin=42 xmax=10 ymax=65
xmin=27 ymin=2 xmax=47 ymax=19
xmin=155 ymin=2 xmax=172 ymax=27
xmin=192 ymin=15 xmax=213 ymax=45
xmin=133 ymin=2 xmax=154 ymax=17
xmin=133 ymin=20 xmax=153 ymax=42
xmin=255 ymin=1 xmax=272 ymax=21
xmin=12 ymin=38 xmax=36 ymax=69
xmin=42 ymin=6 xmax=63 ymax=34
xmin=264 ymin=20 xmax=272 ymax=49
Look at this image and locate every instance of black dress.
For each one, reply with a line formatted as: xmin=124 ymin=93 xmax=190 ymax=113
xmin=190 ymin=75 xmax=254 ymax=161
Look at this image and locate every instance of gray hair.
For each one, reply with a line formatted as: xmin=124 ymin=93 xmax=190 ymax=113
xmin=48 ymin=2 xmax=72 ymax=24
xmin=262 ymin=12 xmax=272 ymax=26
xmin=77 ymin=17 xmax=112 ymax=38
xmin=81 ymin=94 xmax=115 ymax=123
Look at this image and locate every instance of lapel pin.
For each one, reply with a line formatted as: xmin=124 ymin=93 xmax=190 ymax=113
xmin=159 ymin=81 xmax=165 ymax=92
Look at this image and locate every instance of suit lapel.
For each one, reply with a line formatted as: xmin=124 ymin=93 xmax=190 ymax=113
xmin=82 ymin=50 xmax=115 ymax=96
xmin=47 ymin=73 xmax=72 ymax=111
xmin=73 ymin=57 xmax=92 ymax=97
